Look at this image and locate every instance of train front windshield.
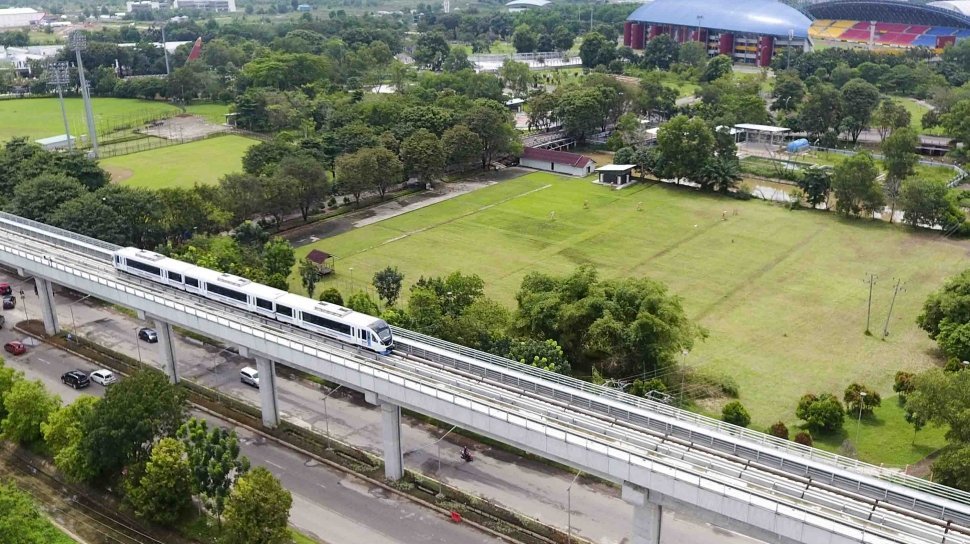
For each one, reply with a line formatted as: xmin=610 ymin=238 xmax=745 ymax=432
xmin=372 ymin=319 xmax=392 ymax=344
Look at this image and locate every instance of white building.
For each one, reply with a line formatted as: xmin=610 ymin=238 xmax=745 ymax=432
xmin=172 ymin=0 xmax=236 ymax=12
xmin=0 ymin=7 xmax=45 ymax=29
xmin=1 ymin=45 xmax=64 ymax=73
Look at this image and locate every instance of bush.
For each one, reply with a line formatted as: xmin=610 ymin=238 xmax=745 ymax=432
xmin=843 ymin=383 xmax=881 ymax=416
xmin=795 ymin=392 xmax=845 ymax=433
xmin=794 ymin=431 xmax=813 ymax=446
xmin=721 ymin=401 xmax=751 ymax=427
xmin=318 ymin=287 xmax=343 ymax=305
xmin=893 ymin=371 xmax=916 ymax=397
xmin=767 ymin=421 xmax=789 ymax=439
xmin=691 ymin=370 xmax=740 ymax=398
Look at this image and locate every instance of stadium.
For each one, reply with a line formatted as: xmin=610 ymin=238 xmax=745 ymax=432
xmin=624 ymin=0 xmax=970 ymax=65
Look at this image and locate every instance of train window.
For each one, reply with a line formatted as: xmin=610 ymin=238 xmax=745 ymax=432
xmin=126 ymin=259 xmax=162 ymax=276
xmin=276 ymin=305 xmax=292 ymax=317
xmin=256 ymin=298 xmax=272 ymax=310
xmin=206 ymin=283 xmax=248 ymax=302
xmin=185 ymin=277 xmax=199 ymax=288
xmin=301 ymin=311 xmax=351 ymax=335
xmin=114 ymin=255 xmax=120 ymax=264
xmin=168 ymin=272 xmax=182 ymax=282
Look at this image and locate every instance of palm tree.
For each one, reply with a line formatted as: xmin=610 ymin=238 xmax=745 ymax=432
xmin=699 ymin=157 xmax=742 ymax=193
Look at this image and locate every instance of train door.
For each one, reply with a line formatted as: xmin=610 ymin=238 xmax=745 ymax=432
xmin=357 ymin=328 xmax=370 ymax=347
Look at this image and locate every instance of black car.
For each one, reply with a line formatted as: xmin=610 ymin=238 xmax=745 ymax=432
xmin=138 ymin=327 xmax=158 ymax=343
xmin=2 ymin=295 xmax=15 ymax=310
xmin=61 ymin=370 xmax=90 ymax=389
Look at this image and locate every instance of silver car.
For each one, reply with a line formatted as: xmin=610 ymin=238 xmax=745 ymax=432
xmin=89 ymin=369 xmax=118 ymax=386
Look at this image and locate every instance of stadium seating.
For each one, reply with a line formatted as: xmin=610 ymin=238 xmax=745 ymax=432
xmin=813 ymin=19 xmax=970 ymax=48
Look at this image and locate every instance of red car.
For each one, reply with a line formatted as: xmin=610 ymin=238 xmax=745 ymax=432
xmin=0 ymin=283 xmax=10 ymax=296
xmin=4 ymin=341 xmax=25 ymax=356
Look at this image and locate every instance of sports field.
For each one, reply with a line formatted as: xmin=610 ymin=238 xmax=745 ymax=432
xmin=296 ymin=172 xmax=968 ymax=459
xmin=100 ymin=135 xmax=256 ymax=189
xmin=0 ymin=98 xmax=229 ymax=142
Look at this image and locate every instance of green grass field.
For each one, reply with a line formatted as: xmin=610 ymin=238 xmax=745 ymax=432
xmin=100 ymin=135 xmax=256 ymax=189
xmin=0 ymin=98 xmax=180 ymax=141
xmin=295 ymin=172 xmax=967 ymax=463
xmin=0 ymin=98 xmax=230 ymax=142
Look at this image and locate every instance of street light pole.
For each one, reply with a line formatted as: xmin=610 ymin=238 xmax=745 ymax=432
xmin=855 ymin=391 xmax=867 ymax=444
xmin=679 ymin=349 xmax=690 ymax=405
xmin=322 ymin=384 xmax=343 ymax=451
xmin=348 ymin=267 xmax=354 ymax=293
xmin=68 ymin=31 xmax=99 ymax=158
xmin=47 ymin=62 xmax=73 ymax=150
xmin=134 ymin=327 xmax=142 ymax=362
xmin=567 ymin=471 xmax=582 ymax=543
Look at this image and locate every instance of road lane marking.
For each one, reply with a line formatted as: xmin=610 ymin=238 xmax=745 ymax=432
xmin=265 ymin=460 xmax=284 ymax=470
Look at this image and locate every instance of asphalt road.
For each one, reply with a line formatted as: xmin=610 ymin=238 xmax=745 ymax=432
xmin=1 ymin=270 xmax=764 ymax=544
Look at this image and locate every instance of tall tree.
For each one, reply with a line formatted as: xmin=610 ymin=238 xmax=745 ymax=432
xmin=221 ymin=467 xmax=292 ymax=544
xmin=79 ymin=369 xmax=188 ymax=482
xmin=656 ymin=114 xmax=714 ymax=182
xmin=0 ymin=360 xmax=22 ymax=422
xmin=511 ymin=24 xmax=537 ymax=53
xmin=463 ymin=101 xmax=519 ymax=169
xmin=797 ymin=166 xmax=832 ymax=209
xmin=799 ymin=84 xmax=843 ymax=144
xmin=831 ymin=152 xmax=884 ymax=217
xmin=42 ymin=396 xmax=100 ymax=482
xmin=771 ymin=71 xmax=806 ymax=112
xmin=499 ymin=59 xmax=532 ymax=97
xmin=299 ymin=259 xmax=322 ymax=299
xmin=262 ymin=238 xmax=295 ymax=279
xmin=881 ymin=127 xmax=919 ymax=222
xmin=177 ymin=418 xmax=250 ymax=524
xmin=441 ymin=124 xmax=481 ymax=168
xmin=8 ymin=173 xmax=87 ymax=224
xmin=400 ymin=129 xmax=444 ymax=184
xmin=125 ymin=438 xmax=193 ymax=526
xmin=412 ymin=32 xmax=449 ymax=71
xmin=899 ymin=178 xmax=963 ymax=229
xmin=641 ymin=34 xmax=678 ymax=70
xmin=839 ymin=78 xmax=881 ymax=144
xmin=578 ymin=32 xmax=615 ymax=69
xmin=373 ymin=266 xmax=404 ymax=307
xmin=276 ymin=154 xmax=330 ymax=222
xmin=2 ymin=379 xmax=60 ymax=446
xmin=872 ymin=99 xmax=912 ymax=140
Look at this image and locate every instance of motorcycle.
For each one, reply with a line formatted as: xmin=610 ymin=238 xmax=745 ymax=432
xmin=460 ymin=448 xmax=473 ymax=462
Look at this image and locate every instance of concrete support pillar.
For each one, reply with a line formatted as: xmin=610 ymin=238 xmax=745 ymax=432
xmin=255 ymin=356 xmax=279 ymax=428
xmin=154 ymin=319 xmax=178 ymax=384
xmin=622 ymin=483 xmax=662 ymax=544
xmin=380 ymin=402 xmax=404 ymax=481
xmin=35 ymin=278 xmax=58 ymax=335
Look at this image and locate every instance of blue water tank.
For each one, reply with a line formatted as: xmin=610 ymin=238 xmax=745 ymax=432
xmin=786 ymin=138 xmax=809 ymax=153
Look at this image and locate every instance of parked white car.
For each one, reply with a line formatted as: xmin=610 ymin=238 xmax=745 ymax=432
xmin=89 ymin=369 xmax=117 ymax=386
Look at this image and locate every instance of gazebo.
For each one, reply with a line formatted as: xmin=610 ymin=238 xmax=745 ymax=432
xmin=733 ymin=123 xmax=790 ymax=146
xmin=305 ymin=249 xmax=334 ymax=275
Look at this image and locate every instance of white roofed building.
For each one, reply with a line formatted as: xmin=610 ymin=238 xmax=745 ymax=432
xmin=0 ymin=7 xmax=45 ymax=28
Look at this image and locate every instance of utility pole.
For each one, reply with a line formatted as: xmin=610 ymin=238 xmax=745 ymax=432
xmin=864 ymin=273 xmax=877 ymax=335
xmin=589 ymin=6 xmax=593 ymax=32
xmin=46 ymin=62 xmax=73 ymax=151
xmin=68 ymin=31 xmax=98 ymax=158
xmin=883 ymin=279 xmax=905 ymax=338
xmin=161 ymin=24 xmax=171 ymax=76
xmin=786 ymin=28 xmax=793 ymax=70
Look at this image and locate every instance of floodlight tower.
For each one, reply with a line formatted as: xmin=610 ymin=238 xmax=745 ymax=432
xmin=46 ymin=62 xmax=73 ymax=151
xmin=68 ymin=30 xmax=99 ymax=158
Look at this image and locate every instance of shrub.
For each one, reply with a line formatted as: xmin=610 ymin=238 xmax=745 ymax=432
xmin=794 ymin=431 xmax=813 ymax=446
xmin=767 ymin=421 xmax=789 ymax=440
xmin=318 ymin=287 xmax=343 ymax=305
xmin=692 ymin=370 xmax=740 ymax=398
xmin=796 ymin=393 xmax=845 ymax=433
xmin=843 ymin=383 xmax=881 ymax=416
xmin=721 ymin=401 xmax=751 ymax=427
xmin=893 ymin=371 xmax=916 ymax=397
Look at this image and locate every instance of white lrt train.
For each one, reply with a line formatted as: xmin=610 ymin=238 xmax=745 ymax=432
xmin=112 ymin=247 xmax=394 ymax=354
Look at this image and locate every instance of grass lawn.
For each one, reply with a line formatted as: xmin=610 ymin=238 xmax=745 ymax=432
xmin=184 ymin=102 xmax=231 ymax=124
xmin=0 ymin=97 xmax=185 ymax=142
xmin=100 ymin=135 xmax=256 ymax=189
xmin=295 ymin=172 xmax=969 ymax=464
xmin=813 ymin=396 xmax=948 ymax=466
xmin=896 ymin=97 xmax=947 ymax=136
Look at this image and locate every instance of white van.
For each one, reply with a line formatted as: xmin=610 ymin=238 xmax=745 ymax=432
xmin=240 ymin=366 xmax=259 ymax=388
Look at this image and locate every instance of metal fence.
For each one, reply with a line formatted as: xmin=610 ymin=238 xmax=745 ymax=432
xmin=809 ymin=146 xmax=968 ymax=187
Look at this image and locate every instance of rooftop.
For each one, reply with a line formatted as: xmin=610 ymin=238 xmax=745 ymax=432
xmin=306 ymin=249 xmax=332 ymax=264
xmin=627 ymin=0 xmax=812 ymax=38
xmin=734 ymin=123 xmax=790 ymax=133
xmin=596 ymin=164 xmax=637 ymax=172
xmin=522 ymin=147 xmax=595 ymax=168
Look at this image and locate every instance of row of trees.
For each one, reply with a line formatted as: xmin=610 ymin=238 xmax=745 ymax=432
xmin=0 ymin=364 xmax=293 ymax=542
xmin=303 ymin=264 xmax=704 ymax=385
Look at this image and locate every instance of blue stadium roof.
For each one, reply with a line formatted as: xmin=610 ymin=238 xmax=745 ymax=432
xmin=627 ymin=0 xmax=813 ymax=38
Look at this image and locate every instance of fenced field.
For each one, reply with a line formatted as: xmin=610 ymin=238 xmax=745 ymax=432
xmin=100 ymin=134 xmax=257 ymax=189
xmin=293 ymin=172 xmax=967 ymax=463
